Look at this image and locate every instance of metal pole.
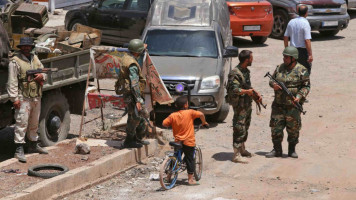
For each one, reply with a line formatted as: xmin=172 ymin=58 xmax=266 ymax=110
xmin=96 ymin=79 xmax=105 ymax=130
xmin=78 ymin=61 xmax=92 ymax=138
xmin=50 ymin=0 xmax=56 ymax=13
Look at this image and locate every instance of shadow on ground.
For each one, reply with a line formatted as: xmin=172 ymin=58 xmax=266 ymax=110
xmin=212 ymin=152 xmax=233 ymax=161
xmin=233 ymin=37 xmax=269 ymax=48
xmin=311 ymin=32 xmax=345 ymax=42
xmin=349 ymin=9 xmax=356 ymax=19
xmin=255 ymin=151 xmax=289 ymax=158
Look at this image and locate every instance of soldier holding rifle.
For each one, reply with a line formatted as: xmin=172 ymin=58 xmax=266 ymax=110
xmin=225 ymin=50 xmax=264 ymax=164
xmin=265 ymin=46 xmax=310 ymax=159
xmin=7 ymin=37 xmax=49 ymax=162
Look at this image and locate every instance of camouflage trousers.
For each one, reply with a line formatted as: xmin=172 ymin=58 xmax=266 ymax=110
xmin=232 ymin=105 xmax=252 ymax=149
xmin=14 ymin=98 xmax=41 ymax=144
xmin=269 ymin=102 xmax=301 ymax=144
xmin=125 ymin=102 xmax=147 ymax=143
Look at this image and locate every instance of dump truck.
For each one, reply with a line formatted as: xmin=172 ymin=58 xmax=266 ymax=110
xmin=0 ymin=0 xmax=94 ymax=146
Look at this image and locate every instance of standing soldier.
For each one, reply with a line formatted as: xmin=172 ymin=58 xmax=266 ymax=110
xmin=266 ymin=46 xmax=310 ymax=159
xmin=115 ymin=39 xmax=149 ymax=148
xmin=7 ymin=37 xmax=48 ymax=163
xmin=226 ymin=50 xmax=262 ymax=163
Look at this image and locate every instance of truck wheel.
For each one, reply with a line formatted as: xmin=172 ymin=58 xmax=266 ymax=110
xmin=209 ymin=101 xmax=230 ymax=123
xmin=251 ymin=36 xmax=268 ymax=44
xmin=319 ymin=30 xmax=339 ymax=37
xmin=271 ymin=9 xmax=289 ymax=38
xmin=68 ymin=19 xmax=87 ymax=31
xmin=39 ymin=92 xmax=70 ymax=146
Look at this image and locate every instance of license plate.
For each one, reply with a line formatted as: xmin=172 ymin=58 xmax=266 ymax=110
xmin=243 ymin=25 xmax=261 ymax=31
xmin=322 ymin=21 xmax=338 ymax=27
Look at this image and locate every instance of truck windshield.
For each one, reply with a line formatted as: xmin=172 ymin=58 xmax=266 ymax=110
xmin=145 ymin=30 xmax=218 ymax=58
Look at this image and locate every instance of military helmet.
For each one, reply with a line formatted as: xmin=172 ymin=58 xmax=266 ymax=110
xmin=283 ymin=46 xmax=299 ymax=59
xmin=128 ymin=39 xmax=145 ymax=53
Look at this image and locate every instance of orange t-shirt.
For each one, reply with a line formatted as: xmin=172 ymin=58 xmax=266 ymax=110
xmin=162 ymin=109 xmax=201 ymax=147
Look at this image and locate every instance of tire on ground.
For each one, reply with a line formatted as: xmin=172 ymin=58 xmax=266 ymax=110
xmin=271 ymin=9 xmax=289 ymax=39
xmin=28 ymin=164 xmax=69 ymax=179
xmin=68 ymin=18 xmax=87 ymax=31
xmin=39 ymin=91 xmax=70 ymax=146
xmin=209 ymin=101 xmax=230 ymax=123
xmin=251 ymin=36 xmax=268 ymax=44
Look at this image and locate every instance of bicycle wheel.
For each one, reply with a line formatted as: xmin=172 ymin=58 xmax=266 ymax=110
xmin=194 ymin=146 xmax=203 ymax=181
xmin=159 ymin=156 xmax=179 ymax=190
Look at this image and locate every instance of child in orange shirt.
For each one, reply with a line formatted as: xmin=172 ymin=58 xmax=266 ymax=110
xmin=162 ymin=96 xmax=209 ymax=185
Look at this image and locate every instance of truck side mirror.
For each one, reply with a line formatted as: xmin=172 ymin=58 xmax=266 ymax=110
xmin=223 ymin=46 xmax=239 ymax=58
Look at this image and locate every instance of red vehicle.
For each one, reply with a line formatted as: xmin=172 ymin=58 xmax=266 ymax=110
xmin=227 ymin=0 xmax=273 ymax=44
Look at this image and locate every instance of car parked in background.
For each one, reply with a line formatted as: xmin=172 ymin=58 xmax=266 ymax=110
xmin=347 ymin=0 xmax=356 ymax=8
xmin=226 ymin=0 xmax=273 ymax=44
xmin=267 ymin=0 xmax=350 ymax=38
xmin=142 ymin=0 xmax=238 ymax=122
xmin=65 ymin=0 xmax=153 ymax=46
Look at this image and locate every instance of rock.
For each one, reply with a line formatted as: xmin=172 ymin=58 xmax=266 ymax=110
xmin=149 ymin=173 xmax=159 ymax=180
xmin=81 ymin=156 xmax=89 ymax=161
xmin=75 ymin=143 xmax=90 ymax=154
xmin=53 ymin=9 xmax=63 ymax=15
xmin=310 ymin=189 xmax=319 ymax=193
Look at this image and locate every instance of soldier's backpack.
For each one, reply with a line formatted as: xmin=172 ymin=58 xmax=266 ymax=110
xmin=225 ymin=67 xmax=245 ymax=107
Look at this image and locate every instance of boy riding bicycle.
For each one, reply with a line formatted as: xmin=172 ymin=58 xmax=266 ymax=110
xmin=162 ymin=96 xmax=209 ymax=185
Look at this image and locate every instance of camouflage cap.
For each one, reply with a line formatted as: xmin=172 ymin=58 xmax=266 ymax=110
xmin=283 ymin=46 xmax=299 ymax=59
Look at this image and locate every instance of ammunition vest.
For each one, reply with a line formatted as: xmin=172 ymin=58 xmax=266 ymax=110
xmin=273 ymin=63 xmax=307 ymax=105
xmin=225 ymin=66 xmax=252 ymax=107
xmin=12 ymin=54 xmax=43 ymax=98
xmin=114 ymin=53 xmax=146 ymax=95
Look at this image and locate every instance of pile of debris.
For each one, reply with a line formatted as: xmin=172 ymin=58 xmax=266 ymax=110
xmin=31 ymin=24 xmax=101 ymax=59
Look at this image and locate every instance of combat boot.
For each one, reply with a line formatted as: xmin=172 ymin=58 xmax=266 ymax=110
xmin=288 ymin=143 xmax=298 ymax=158
xmin=265 ymin=142 xmax=282 ymax=158
xmin=123 ymin=135 xmax=143 ymax=148
xmin=135 ymin=138 xmax=150 ymax=145
xmin=28 ymin=141 xmax=48 ymax=154
xmin=14 ymin=144 xmax=26 ymax=163
xmin=232 ymin=147 xmax=248 ymax=164
xmin=241 ymin=143 xmax=253 ymax=157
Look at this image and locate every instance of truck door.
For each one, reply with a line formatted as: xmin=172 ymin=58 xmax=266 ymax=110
xmin=118 ymin=0 xmax=151 ymax=43
xmin=90 ymin=0 xmax=128 ymax=45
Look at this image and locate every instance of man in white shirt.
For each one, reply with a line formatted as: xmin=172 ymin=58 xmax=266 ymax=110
xmin=284 ymin=5 xmax=313 ymax=74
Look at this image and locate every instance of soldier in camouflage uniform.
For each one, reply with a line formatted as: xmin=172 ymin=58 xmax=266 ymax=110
xmin=7 ymin=37 xmax=48 ymax=163
xmin=226 ymin=50 xmax=262 ymax=163
xmin=115 ymin=39 xmax=149 ymax=148
xmin=266 ymin=46 xmax=310 ymax=159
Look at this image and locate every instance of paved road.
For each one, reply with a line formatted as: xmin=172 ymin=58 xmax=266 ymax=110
xmin=65 ymin=10 xmax=356 ymax=200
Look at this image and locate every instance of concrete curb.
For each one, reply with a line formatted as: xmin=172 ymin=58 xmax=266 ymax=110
xmin=1 ymin=139 xmax=158 ymax=200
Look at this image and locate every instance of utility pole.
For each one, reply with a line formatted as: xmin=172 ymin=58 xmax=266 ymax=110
xmin=50 ymin=0 xmax=56 ymax=13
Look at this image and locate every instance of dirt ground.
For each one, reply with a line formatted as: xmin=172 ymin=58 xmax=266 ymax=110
xmin=0 ymin=140 xmax=119 ymax=198
xmin=64 ymin=10 xmax=356 ymax=200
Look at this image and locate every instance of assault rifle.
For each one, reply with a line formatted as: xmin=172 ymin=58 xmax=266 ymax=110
xmin=264 ymin=72 xmax=306 ymax=115
xmin=235 ymin=75 xmax=267 ymax=114
xmin=26 ymin=68 xmax=58 ymax=82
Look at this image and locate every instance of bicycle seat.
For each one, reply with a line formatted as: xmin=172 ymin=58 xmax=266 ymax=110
xmin=169 ymin=141 xmax=182 ymax=149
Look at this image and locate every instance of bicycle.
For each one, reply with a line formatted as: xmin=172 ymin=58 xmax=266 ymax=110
xmin=159 ymin=124 xmax=208 ymax=190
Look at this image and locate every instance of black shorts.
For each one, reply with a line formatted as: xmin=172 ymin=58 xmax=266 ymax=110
xmin=182 ymin=144 xmax=196 ymax=174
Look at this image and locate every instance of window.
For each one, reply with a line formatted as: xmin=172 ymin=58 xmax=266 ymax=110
xmin=127 ymin=0 xmax=149 ymax=11
xmin=145 ymin=30 xmax=218 ymax=58
xmin=101 ymin=0 xmax=126 ymax=9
